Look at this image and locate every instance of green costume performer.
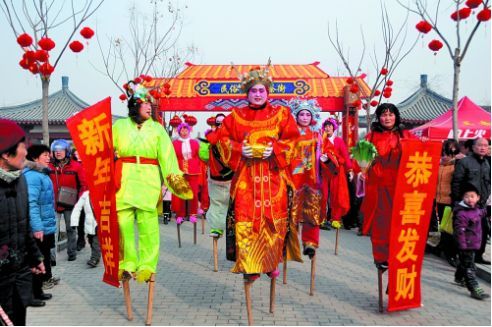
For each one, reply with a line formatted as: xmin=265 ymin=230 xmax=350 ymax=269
xmin=113 ymin=81 xmax=192 ymax=282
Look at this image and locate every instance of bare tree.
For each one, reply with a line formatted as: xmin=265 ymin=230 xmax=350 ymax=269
xmin=398 ymin=0 xmax=490 ymax=140
xmin=328 ymin=3 xmax=419 ymax=133
xmin=1 ymin=0 xmax=105 ymax=145
xmin=93 ymin=0 xmax=197 ymax=134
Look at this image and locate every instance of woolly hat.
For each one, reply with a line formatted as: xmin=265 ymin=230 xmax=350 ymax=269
xmin=0 ymin=119 xmax=26 ymax=154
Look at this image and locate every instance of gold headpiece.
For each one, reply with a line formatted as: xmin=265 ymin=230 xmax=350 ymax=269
xmin=231 ymin=58 xmax=273 ymax=93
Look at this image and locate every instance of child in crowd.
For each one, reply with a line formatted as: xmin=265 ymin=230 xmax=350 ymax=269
xmin=453 ymin=183 xmax=489 ymax=300
xmin=70 ymin=191 xmax=101 ymax=267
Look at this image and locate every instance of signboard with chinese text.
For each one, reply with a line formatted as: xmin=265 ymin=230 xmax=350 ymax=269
xmin=66 ymin=97 xmax=120 ymax=287
xmin=387 ymin=139 xmax=441 ymax=311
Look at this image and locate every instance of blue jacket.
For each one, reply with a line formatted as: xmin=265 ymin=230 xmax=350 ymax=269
xmin=23 ymin=162 xmax=57 ymax=235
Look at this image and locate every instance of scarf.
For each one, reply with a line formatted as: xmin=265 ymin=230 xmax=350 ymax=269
xmin=0 ymin=167 xmax=21 ymax=183
xmin=179 ymin=137 xmax=193 ymax=160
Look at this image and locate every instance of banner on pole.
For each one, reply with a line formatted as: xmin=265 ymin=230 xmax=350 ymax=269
xmin=66 ymin=97 xmax=120 ymax=287
xmin=387 ymin=139 xmax=441 ymax=311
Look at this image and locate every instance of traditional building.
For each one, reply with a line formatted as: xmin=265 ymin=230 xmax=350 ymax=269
xmin=0 ymin=76 xmax=89 ymax=144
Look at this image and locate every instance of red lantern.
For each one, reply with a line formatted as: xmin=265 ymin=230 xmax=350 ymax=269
xmin=206 ymin=116 xmax=216 ymax=127
xmin=185 ymin=115 xmax=197 ymax=126
xmin=39 ymin=62 xmax=54 ymax=76
xmin=163 ymin=82 xmax=171 ymax=89
xmin=134 ymin=77 xmax=142 ymax=84
xmin=80 ymin=27 xmax=94 ymax=39
xmin=386 ymin=80 xmax=394 ymax=86
xmin=374 ymin=90 xmax=381 ymax=96
xmin=346 ymin=77 xmax=354 ymax=84
xmin=351 ymin=99 xmax=362 ymax=107
xmin=349 ymin=84 xmax=359 ymax=93
xmin=34 ymin=50 xmax=49 ymax=62
xmin=24 ymin=50 xmax=36 ymax=62
xmin=38 ymin=37 xmax=55 ymax=51
xmin=144 ymin=75 xmax=153 ymax=82
xmin=466 ymin=0 xmax=483 ymax=9
xmin=163 ymin=89 xmax=172 ymax=96
xmin=415 ymin=20 xmax=432 ymax=33
xmin=370 ymin=100 xmax=379 ymax=107
xmin=119 ymin=94 xmax=127 ymax=101
xmin=29 ymin=64 xmax=39 ymax=74
xmin=17 ymin=33 xmax=33 ymax=47
xmin=19 ymin=59 xmax=30 ymax=70
xmin=451 ymin=7 xmax=472 ymax=21
xmin=477 ymin=8 xmax=491 ymax=21
xmin=169 ymin=115 xmax=182 ymax=128
xmin=69 ymin=41 xmax=84 ymax=53
xmin=380 ymin=68 xmax=388 ymax=75
xmin=428 ymin=39 xmax=443 ymax=52
xmin=383 ymin=91 xmax=392 ymax=99
xmin=384 ymin=87 xmax=393 ymax=93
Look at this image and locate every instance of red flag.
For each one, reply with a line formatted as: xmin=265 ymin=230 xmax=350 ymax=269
xmin=66 ymin=97 xmax=120 ymax=287
xmin=387 ymin=139 xmax=441 ymax=311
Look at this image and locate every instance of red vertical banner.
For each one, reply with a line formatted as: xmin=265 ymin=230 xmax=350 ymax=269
xmin=342 ymin=111 xmax=358 ymax=149
xmin=66 ymin=97 xmax=120 ymax=287
xmin=387 ymin=139 xmax=442 ymax=311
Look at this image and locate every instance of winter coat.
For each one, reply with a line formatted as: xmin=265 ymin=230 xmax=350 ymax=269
xmin=0 ymin=168 xmax=43 ymax=307
xmin=23 ymin=161 xmax=57 ymax=235
xmin=435 ymin=157 xmax=456 ymax=205
xmin=453 ymin=201 xmax=486 ymax=250
xmin=48 ymin=158 xmax=87 ymax=212
xmin=451 ymin=153 xmax=491 ymax=207
xmin=70 ymin=191 xmax=97 ymax=235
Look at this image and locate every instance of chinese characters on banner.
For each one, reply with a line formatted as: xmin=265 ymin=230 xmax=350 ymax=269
xmin=387 ymin=139 xmax=441 ymax=311
xmin=66 ymin=97 xmax=120 ymax=287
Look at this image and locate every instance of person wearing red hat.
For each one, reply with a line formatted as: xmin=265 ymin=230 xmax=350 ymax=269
xmin=0 ymin=119 xmax=45 ymax=326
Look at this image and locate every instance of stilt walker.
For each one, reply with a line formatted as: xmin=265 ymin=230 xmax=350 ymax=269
xmin=198 ymin=114 xmax=233 ymax=272
xmin=287 ymin=98 xmax=323 ymax=293
xmin=216 ymin=61 xmax=300 ymax=325
xmin=172 ymin=122 xmax=201 ymax=245
xmin=320 ymin=117 xmax=353 ymax=252
xmin=113 ymin=80 xmax=192 ymax=324
xmin=359 ymin=103 xmax=416 ymax=312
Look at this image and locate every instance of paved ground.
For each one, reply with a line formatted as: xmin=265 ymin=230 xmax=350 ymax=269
xmin=28 ymin=220 xmax=491 ymax=326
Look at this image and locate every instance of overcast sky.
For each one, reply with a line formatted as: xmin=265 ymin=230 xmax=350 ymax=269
xmin=1 ymin=0 xmax=490 ymax=135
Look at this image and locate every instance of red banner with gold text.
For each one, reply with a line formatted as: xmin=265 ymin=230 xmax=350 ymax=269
xmin=387 ymin=139 xmax=441 ymax=311
xmin=66 ymin=97 xmax=119 ymax=287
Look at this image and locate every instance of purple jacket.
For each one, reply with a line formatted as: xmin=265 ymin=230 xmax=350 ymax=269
xmin=453 ymin=201 xmax=486 ymax=250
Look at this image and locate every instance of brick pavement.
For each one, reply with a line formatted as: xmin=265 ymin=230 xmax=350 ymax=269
xmin=27 ymin=221 xmax=491 ymax=326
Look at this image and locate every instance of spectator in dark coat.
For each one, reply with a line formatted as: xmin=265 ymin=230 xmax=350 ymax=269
xmin=453 ymin=183 xmax=489 ymax=300
xmin=0 ymin=119 xmax=45 ymax=325
xmin=452 ymin=137 xmax=491 ymax=264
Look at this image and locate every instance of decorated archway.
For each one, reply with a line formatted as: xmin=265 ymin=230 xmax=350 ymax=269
xmin=146 ymin=61 xmax=371 ymax=146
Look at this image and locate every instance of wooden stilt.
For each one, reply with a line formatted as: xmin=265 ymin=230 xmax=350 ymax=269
xmin=244 ymin=280 xmax=254 ymax=326
xmin=378 ymin=268 xmax=384 ymax=313
xmin=122 ymin=279 xmax=133 ymax=321
xmin=213 ymin=237 xmax=219 ymax=272
xmin=282 ymin=260 xmax=287 ymax=284
xmin=177 ymin=223 xmax=181 ymax=248
xmin=334 ymin=228 xmax=339 ymax=255
xmin=201 ymin=215 xmax=205 ymax=235
xmin=193 ymin=221 xmax=197 ymax=245
xmin=310 ymin=255 xmax=316 ymax=296
xmin=269 ymin=277 xmax=276 ymax=314
xmin=145 ymin=274 xmax=156 ymax=326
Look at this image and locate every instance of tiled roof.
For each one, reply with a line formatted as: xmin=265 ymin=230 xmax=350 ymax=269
xmin=0 ymin=82 xmax=89 ymax=125
xmin=398 ymin=77 xmax=453 ymax=124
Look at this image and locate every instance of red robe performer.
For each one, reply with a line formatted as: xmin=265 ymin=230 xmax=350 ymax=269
xmin=288 ymin=98 xmax=323 ymax=258
xmin=360 ymin=103 xmax=415 ymax=268
xmin=172 ymin=122 xmax=201 ymax=224
xmin=320 ymin=118 xmax=353 ymax=228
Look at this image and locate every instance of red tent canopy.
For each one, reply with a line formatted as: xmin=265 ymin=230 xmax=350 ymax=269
xmin=412 ymin=96 xmax=491 ymax=140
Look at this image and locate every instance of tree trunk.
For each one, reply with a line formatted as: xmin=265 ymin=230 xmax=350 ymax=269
xmin=452 ymin=48 xmax=461 ymax=142
xmin=41 ymin=77 xmax=50 ymax=145
xmin=366 ymin=107 xmax=371 ymax=134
